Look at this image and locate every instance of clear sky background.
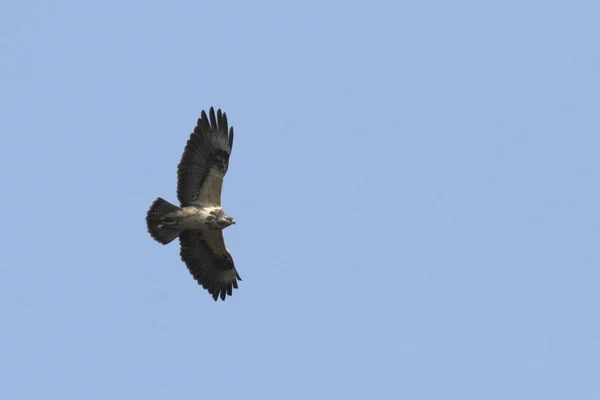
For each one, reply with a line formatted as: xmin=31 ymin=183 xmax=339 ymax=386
xmin=2 ymin=1 xmax=599 ymax=399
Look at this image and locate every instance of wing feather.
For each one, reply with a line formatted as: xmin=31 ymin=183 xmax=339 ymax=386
xmin=179 ymin=230 xmax=241 ymax=301
xmin=177 ymin=107 xmax=234 ymax=207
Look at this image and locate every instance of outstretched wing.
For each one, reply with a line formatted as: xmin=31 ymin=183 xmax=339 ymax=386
xmin=177 ymin=107 xmax=234 ymax=207
xmin=179 ymin=230 xmax=241 ymax=301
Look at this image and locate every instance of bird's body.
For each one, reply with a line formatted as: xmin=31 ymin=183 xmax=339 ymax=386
xmin=146 ymin=107 xmax=240 ymax=301
xmin=157 ymin=205 xmax=236 ymax=231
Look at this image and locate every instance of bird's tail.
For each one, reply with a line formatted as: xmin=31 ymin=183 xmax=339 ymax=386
xmin=146 ymin=197 xmax=183 ymax=245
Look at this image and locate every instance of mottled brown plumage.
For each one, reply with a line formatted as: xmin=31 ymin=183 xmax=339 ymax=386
xmin=146 ymin=107 xmax=240 ymax=301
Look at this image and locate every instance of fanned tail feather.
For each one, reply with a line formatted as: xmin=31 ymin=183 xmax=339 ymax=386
xmin=146 ymin=197 xmax=183 ymax=245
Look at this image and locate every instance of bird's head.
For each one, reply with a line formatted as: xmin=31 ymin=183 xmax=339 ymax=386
xmin=217 ymin=214 xmax=236 ymax=229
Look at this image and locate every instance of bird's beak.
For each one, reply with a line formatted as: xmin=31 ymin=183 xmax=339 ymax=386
xmin=232 ymin=219 xmax=236 ymax=225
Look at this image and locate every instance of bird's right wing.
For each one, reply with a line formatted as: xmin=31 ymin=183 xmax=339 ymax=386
xmin=177 ymin=107 xmax=234 ymax=207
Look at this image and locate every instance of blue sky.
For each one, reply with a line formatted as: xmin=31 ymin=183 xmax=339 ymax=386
xmin=2 ymin=0 xmax=600 ymax=398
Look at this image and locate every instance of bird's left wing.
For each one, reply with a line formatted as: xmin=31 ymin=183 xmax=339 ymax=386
xmin=179 ymin=229 xmax=241 ymax=301
xmin=177 ymin=107 xmax=234 ymax=207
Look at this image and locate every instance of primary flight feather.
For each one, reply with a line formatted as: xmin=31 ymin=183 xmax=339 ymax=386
xmin=146 ymin=107 xmax=240 ymax=301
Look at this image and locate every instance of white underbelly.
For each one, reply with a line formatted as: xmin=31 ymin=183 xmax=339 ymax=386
xmin=179 ymin=206 xmax=220 ymax=229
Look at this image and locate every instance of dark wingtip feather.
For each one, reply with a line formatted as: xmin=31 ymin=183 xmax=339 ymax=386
xmin=229 ymin=127 xmax=234 ymax=149
xmin=217 ymin=109 xmax=223 ymax=130
xmin=221 ymin=112 xmax=228 ymax=135
xmin=209 ymin=107 xmax=217 ymax=129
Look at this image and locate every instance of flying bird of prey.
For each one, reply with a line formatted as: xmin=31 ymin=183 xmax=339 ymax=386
xmin=146 ymin=107 xmax=240 ymax=301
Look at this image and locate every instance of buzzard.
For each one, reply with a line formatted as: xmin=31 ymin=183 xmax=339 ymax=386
xmin=146 ymin=107 xmax=240 ymax=301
